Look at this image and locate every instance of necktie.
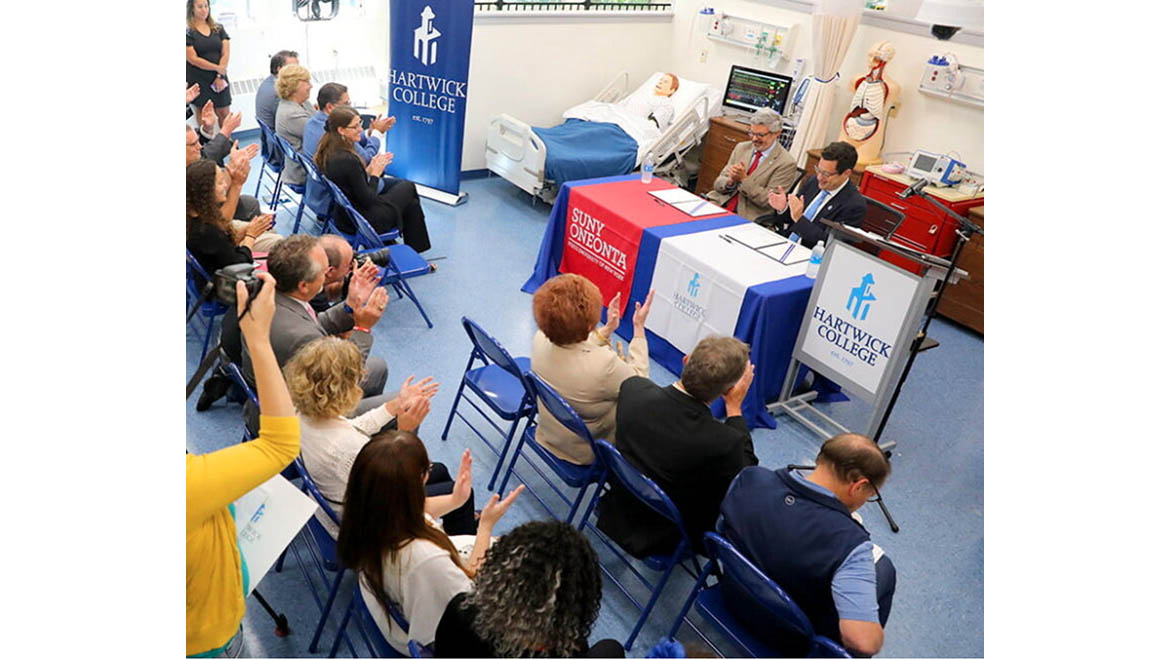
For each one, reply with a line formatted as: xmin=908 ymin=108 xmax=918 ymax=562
xmin=301 ymin=300 xmax=318 ymax=323
xmin=803 ymin=190 xmax=830 ymax=221
xmin=726 ymin=151 xmax=763 ymax=213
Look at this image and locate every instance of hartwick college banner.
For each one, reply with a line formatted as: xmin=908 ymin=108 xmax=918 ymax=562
xmin=386 ymin=0 xmax=473 ymax=202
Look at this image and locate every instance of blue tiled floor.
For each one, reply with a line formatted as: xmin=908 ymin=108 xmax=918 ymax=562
xmin=188 ymin=143 xmax=984 ymax=657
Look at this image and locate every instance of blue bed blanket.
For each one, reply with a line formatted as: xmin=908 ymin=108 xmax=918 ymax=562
xmin=531 ymin=119 xmax=638 ymax=187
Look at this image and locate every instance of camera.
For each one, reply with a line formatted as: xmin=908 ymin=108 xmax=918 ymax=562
xmin=213 ymin=263 xmax=262 ymax=307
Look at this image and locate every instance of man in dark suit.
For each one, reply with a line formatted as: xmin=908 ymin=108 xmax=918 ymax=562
xmin=595 ymin=336 xmax=758 ymax=558
xmin=755 ymin=141 xmax=867 ymax=248
xmin=240 ymin=235 xmax=395 ymax=427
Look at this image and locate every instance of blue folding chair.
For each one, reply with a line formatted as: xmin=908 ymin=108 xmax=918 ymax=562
xmin=186 ymin=250 xmax=228 ymax=361
xmin=322 ymin=176 xmax=434 ymax=328
xmin=330 ymin=574 xmax=431 ymax=657
xmin=496 ymin=372 xmax=608 ymax=527
xmin=254 ymin=121 xmax=285 ymax=205
xmin=439 ymin=317 xmax=534 ymax=491
xmin=287 ymin=458 xmax=357 ymax=656
xmin=583 ymin=440 xmax=704 ymax=650
xmin=666 ymin=532 xmax=851 ymax=658
xmin=270 ymin=131 xmax=308 ymax=221
xmin=295 ymin=150 xmax=335 ymax=235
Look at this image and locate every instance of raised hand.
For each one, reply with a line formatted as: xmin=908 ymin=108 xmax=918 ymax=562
xmin=186 ymin=83 xmax=200 ymax=104
xmin=768 ymin=189 xmax=789 ymax=213
xmin=226 ymin=142 xmax=253 ymax=185
xmin=399 ymin=375 xmax=440 ymax=402
xmin=729 ymin=162 xmax=747 ymax=183
xmin=723 ymin=360 xmax=756 ymax=413
xmin=199 ymin=99 xmax=216 ymax=133
xmin=237 ymin=272 xmax=276 ymax=339
xmin=221 ymin=111 xmax=242 ymax=138
xmin=352 ymin=286 xmax=389 ymax=328
xmin=599 ymin=292 xmax=621 ymax=340
xmin=244 ymin=213 xmax=274 ymax=239
xmin=449 ymin=449 xmax=472 ymax=509
xmin=632 ymin=289 xmax=654 ymax=337
xmin=345 ymin=261 xmax=381 ymax=310
xmin=395 ymin=394 xmax=431 ymax=432
xmin=787 ymin=193 xmax=806 ymax=221
xmin=370 ymin=114 xmax=395 ymax=133
xmin=479 ymin=485 xmax=525 ymax=531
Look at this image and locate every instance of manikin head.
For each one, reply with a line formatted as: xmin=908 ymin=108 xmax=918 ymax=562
xmin=654 ymin=73 xmax=680 ymax=97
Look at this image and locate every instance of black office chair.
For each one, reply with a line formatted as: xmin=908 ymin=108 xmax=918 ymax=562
xmin=861 ymin=196 xmax=907 ymax=240
xmin=787 ymin=167 xmax=807 ymax=194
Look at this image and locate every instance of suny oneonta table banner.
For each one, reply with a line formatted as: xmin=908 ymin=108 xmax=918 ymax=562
xmin=386 ymin=0 xmax=473 ymax=195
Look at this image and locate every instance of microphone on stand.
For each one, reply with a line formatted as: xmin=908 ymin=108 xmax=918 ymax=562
xmin=897 ymin=178 xmax=929 ymax=199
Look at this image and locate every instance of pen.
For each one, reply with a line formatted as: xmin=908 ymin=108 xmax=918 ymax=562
xmin=780 ymin=242 xmax=796 ymax=263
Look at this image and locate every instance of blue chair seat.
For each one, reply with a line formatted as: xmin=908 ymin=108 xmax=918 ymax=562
xmin=383 ymin=244 xmax=430 ymax=280
xmin=695 ymin=584 xmax=781 ymax=658
xmin=463 ymin=357 xmax=532 ymax=420
xmin=285 ymin=182 xmax=305 ymax=194
xmin=521 ymin=425 xmax=602 ymax=488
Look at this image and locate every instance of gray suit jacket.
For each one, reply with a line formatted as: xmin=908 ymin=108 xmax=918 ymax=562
xmin=241 ymin=292 xmax=372 ymax=382
xmin=275 ymin=99 xmax=315 ymax=185
xmin=707 ymin=141 xmax=798 ymax=221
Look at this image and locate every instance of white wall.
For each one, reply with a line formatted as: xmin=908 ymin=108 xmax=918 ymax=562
xmin=667 ymin=0 xmax=984 ymax=174
xmin=221 ymin=1 xmax=982 ymax=175
xmin=461 ymin=16 xmax=672 ymax=171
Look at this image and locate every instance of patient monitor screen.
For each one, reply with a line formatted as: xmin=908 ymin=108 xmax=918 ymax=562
xmin=722 ymin=66 xmax=793 ymax=115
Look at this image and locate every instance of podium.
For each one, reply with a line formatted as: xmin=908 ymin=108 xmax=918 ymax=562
xmin=769 ymin=221 xmax=968 ymax=448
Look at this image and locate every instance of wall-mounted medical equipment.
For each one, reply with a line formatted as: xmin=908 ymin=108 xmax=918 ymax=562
xmin=918 ymin=52 xmax=984 ymax=108
xmin=906 ymin=149 xmax=966 ymax=187
xmin=706 ymin=12 xmax=798 ymax=65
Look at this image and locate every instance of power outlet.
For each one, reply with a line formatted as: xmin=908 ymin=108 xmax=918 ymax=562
xmin=699 ymin=48 xmax=709 ymax=64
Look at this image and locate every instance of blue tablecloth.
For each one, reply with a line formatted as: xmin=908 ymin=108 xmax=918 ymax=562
xmin=524 ymin=174 xmax=841 ymax=429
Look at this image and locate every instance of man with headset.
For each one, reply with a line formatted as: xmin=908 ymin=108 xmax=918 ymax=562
xmin=719 ymin=433 xmax=896 ymax=657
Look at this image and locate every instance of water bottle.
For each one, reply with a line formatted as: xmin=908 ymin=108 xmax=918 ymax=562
xmin=641 ymin=152 xmax=655 ymax=184
xmin=806 ymin=240 xmax=825 ymax=278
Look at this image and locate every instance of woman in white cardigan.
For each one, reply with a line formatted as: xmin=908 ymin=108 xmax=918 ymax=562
xmin=283 ymin=337 xmax=475 ymax=538
xmin=530 ymin=274 xmax=653 ymax=465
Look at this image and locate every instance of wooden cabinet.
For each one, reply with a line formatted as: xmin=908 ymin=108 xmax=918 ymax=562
xmin=696 ymin=116 xmax=750 ymax=196
xmin=935 ymin=206 xmax=984 ymax=334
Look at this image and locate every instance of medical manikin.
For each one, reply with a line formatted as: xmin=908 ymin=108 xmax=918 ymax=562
xmin=838 ymin=41 xmax=900 ymax=168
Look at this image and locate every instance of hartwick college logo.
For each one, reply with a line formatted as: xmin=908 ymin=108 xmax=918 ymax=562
xmin=413 ymin=5 xmax=440 ymax=66
xmin=847 ymin=273 xmax=876 ymax=321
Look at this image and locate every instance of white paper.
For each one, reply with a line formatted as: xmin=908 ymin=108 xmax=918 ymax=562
xmin=234 ymin=474 xmax=318 ymax=596
xmin=648 ymin=190 xmax=727 ymax=217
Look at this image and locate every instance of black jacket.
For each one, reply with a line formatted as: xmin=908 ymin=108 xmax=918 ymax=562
xmin=756 ymin=178 xmax=867 ymax=247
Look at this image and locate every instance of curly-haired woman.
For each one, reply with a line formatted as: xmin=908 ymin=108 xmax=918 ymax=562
xmin=186 ymin=159 xmax=280 ymax=277
xmin=337 ymin=431 xmax=524 ymax=655
xmin=530 ymin=274 xmax=653 ymax=464
xmin=433 ymin=520 xmax=625 ymax=658
xmin=283 ymin=336 xmax=476 ymax=539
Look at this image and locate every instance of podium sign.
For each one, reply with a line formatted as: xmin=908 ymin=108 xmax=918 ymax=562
xmin=794 ymin=241 xmax=925 ymax=405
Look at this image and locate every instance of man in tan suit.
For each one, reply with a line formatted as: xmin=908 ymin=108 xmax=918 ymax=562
xmin=706 ymin=107 xmax=798 ymax=221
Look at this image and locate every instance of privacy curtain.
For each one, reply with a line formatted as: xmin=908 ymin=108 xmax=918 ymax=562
xmin=787 ymin=0 xmax=863 ymax=164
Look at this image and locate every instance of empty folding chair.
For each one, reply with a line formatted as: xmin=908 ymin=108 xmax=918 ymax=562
xmin=582 ymin=440 xmax=704 ymax=650
xmin=440 ymin=317 xmax=534 ymax=491
xmin=496 ymin=372 xmax=608 ymax=527
xmin=323 ymin=177 xmax=434 ymax=328
xmin=666 ymin=532 xmax=851 ymax=658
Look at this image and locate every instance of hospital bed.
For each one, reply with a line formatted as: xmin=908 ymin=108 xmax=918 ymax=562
xmin=486 ymin=71 xmax=722 ymax=204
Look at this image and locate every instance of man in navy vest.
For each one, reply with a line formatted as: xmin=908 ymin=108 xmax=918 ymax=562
xmin=719 ymin=434 xmax=895 ymax=657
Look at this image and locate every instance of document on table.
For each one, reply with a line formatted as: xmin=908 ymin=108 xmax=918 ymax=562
xmin=649 ymin=188 xmax=726 ymax=217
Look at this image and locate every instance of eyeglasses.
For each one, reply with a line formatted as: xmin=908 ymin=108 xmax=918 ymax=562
xmin=814 ymin=166 xmax=841 ymax=178
xmin=749 ymin=130 xmax=774 ymax=139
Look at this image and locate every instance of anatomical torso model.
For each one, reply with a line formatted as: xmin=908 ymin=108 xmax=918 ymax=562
xmin=839 ymin=40 xmax=900 ymax=168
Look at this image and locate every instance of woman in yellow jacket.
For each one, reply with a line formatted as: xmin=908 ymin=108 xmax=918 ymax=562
xmin=186 ymin=273 xmax=300 ymax=657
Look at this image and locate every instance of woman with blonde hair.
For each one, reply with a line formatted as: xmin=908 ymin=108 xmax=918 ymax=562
xmin=315 ymin=106 xmax=432 ymax=253
xmin=530 ymin=274 xmax=653 ymax=464
xmin=284 ymin=336 xmax=473 ymax=538
xmin=275 ymin=63 xmax=314 ymax=186
xmin=337 ymin=431 xmax=524 ymax=655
